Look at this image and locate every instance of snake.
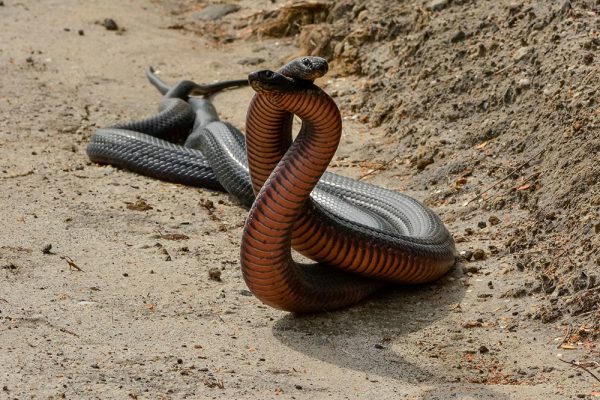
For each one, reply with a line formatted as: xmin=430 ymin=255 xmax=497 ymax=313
xmin=86 ymin=57 xmax=456 ymax=313
xmin=87 ymin=69 xmax=249 ymax=191
xmin=241 ymin=66 xmax=455 ymax=312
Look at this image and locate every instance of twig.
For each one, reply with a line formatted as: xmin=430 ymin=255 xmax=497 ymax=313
xmin=495 ymin=61 xmax=517 ymax=75
xmin=359 ymin=154 xmax=399 ymax=180
xmin=493 ymin=170 xmax=542 ymax=198
xmin=59 ymin=327 xmax=79 ymax=337
xmin=557 ymin=358 xmax=600 ymax=384
xmin=575 ymin=308 xmax=600 ymax=318
xmin=60 ymin=255 xmax=83 ymax=272
xmin=464 ymin=141 xmax=552 ymax=206
xmin=0 ymin=170 xmax=34 ymax=179
xmin=557 ymin=324 xmax=573 ymax=349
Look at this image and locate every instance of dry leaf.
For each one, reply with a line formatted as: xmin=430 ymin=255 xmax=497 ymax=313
xmin=559 ymin=343 xmax=578 ymax=350
xmin=125 ymin=199 xmax=153 ymax=211
xmin=160 ymin=233 xmax=190 ymax=241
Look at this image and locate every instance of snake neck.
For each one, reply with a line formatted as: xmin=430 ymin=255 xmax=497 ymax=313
xmin=241 ymin=88 xmax=351 ymax=312
xmin=245 ymin=94 xmax=294 ymax=194
xmin=248 ymin=88 xmax=342 ymax=211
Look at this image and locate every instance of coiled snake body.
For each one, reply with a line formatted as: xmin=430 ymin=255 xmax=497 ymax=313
xmin=87 ymin=57 xmax=456 ymax=313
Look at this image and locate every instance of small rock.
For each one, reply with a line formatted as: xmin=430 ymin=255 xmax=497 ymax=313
xmin=583 ymin=53 xmax=594 ymax=65
xmin=194 ymin=4 xmax=240 ymax=21
xmin=374 ymin=344 xmax=384 ymax=349
xmin=461 ymin=250 xmax=474 ymax=261
xmin=479 ymin=345 xmax=489 ymax=354
xmin=462 ymin=264 xmax=479 ymax=274
xmin=41 ymin=244 xmax=53 ymax=254
xmin=451 ymin=31 xmax=466 ymax=43
xmin=477 ymin=221 xmax=487 ymax=229
xmin=427 ymin=0 xmax=449 ymax=11
xmin=78 ymin=29 xmax=85 ymax=36
xmin=513 ymin=46 xmax=531 ymax=61
xmin=238 ymin=57 xmax=265 ymax=66
xmin=201 ymin=199 xmax=215 ymax=210
xmin=473 ymin=249 xmax=486 ymax=260
xmin=90 ymin=363 xmax=100 ymax=369
xmin=488 ymin=215 xmax=500 ymax=225
xmin=416 ymin=156 xmax=434 ymax=170
xmin=102 ymin=18 xmax=119 ymax=31
xmin=240 ymin=289 xmax=253 ymax=296
xmin=517 ymin=78 xmax=530 ymax=89
xmin=208 ymin=268 xmax=222 ymax=282
xmin=295 ymin=385 xmax=303 ymax=390
xmin=501 ymin=287 xmax=527 ymax=298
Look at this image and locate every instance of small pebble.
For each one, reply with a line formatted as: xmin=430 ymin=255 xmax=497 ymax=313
xmin=194 ymin=4 xmax=240 ymax=21
xmin=517 ymin=78 xmax=530 ymax=89
xmin=416 ymin=156 xmax=434 ymax=170
xmin=103 ymin=18 xmax=119 ymax=31
xmin=479 ymin=345 xmax=489 ymax=354
xmin=513 ymin=46 xmax=531 ymax=61
xmin=473 ymin=249 xmax=486 ymax=260
xmin=238 ymin=57 xmax=265 ymax=66
xmin=42 ymin=244 xmax=53 ymax=254
xmin=462 ymin=264 xmax=479 ymax=274
xmin=451 ymin=31 xmax=466 ymax=43
xmin=488 ymin=215 xmax=500 ymax=225
xmin=208 ymin=268 xmax=222 ymax=281
xmin=427 ymin=0 xmax=449 ymax=11
xmin=477 ymin=221 xmax=487 ymax=229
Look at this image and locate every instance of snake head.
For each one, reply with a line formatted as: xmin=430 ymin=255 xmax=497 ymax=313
xmin=279 ymin=57 xmax=329 ymax=81
xmin=248 ymin=70 xmax=314 ymax=96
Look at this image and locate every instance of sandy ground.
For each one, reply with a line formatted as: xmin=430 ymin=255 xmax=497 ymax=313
xmin=0 ymin=0 xmax=597 ymax=399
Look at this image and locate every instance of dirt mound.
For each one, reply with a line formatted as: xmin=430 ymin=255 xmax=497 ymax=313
xmin=258 ymin=0 xmax=600 ymax=330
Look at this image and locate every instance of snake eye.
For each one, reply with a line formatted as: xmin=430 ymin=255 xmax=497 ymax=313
xmin=301 ymin=57 xmax=312 ymax=68
xmin=261 ymin=70 xmax=275 ymax=79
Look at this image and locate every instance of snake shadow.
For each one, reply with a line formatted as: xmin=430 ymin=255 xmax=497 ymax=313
xmin=272 ymin=263 xmax=468 ymax=384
